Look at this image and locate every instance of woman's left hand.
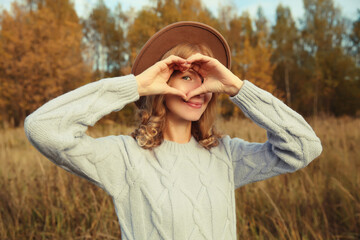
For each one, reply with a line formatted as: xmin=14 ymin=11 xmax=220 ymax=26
xmin=185 ymin=53 xmax=243 ymax=100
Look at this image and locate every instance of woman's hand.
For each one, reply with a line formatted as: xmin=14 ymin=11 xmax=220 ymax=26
xmin=135 ymin=55 xmax=190 ymax=99
xmin=185 ymin=53 xmax=243 ymax=99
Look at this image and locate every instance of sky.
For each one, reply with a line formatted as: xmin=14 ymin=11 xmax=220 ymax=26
xmin=0 ymin=0 xmax=359 ymax=24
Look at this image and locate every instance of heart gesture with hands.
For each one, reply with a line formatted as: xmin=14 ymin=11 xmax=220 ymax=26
xmin=136 ymin=55 xmax=190 ymax=99
xmin=185 ymin=53 xmax=243 ymax=100
xmin=135 ymin=53 xmax=243 ymax=101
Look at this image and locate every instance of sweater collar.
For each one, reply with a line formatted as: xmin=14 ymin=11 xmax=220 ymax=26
xmin=156 ymin=135 xmax=202 ymax=154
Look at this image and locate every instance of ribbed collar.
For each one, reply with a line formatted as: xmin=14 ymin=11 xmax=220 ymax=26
xmin=156 ymin=135 xmax=202 ymax=154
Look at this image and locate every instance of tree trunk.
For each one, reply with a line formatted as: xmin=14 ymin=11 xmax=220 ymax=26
xmin=313 ymin=76 xmax=319 ymax=118
xmin=284 ymin=64 xmax=291 ymax=107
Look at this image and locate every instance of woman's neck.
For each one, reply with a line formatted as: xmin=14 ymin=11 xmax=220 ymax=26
xmin=163 ymin=114 xmax=192 ymax=143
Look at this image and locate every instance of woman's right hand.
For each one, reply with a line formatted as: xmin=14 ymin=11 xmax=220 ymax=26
xmin=135 ymin=55 xmax=190 ymax=99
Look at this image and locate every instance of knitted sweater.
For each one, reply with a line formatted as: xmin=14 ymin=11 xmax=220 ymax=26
xmin=24 ymin=74 xmax=322 ymax=240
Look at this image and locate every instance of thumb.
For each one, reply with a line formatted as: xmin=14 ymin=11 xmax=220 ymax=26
xmin=186 ymin=85 xmax=207 ymax=101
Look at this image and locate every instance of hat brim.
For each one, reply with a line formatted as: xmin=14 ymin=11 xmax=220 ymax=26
xmin=131 ymin=21 xmax=231 ymax=108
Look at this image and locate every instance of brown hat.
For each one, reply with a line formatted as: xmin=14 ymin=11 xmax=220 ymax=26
xmin=131 ymin=21 xmax=231 ymax=109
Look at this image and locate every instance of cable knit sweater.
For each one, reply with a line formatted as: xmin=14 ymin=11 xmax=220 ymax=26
xmin=24 ymin=74 xmax=322 ymax=240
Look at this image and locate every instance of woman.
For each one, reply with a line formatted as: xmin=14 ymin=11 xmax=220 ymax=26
xmin=24 ymin=22 xmax=322 ymax=240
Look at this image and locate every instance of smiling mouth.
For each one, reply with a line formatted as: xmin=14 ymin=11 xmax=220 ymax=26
xmin=183 ymin=99 xmax=203 ymax=109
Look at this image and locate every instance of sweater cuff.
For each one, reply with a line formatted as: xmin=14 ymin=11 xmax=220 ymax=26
xmin=103 ymin=74 xmax=140 ymax=107
xmin=229 ymin=80 xmax=274 ymax=117
xmin=99 ymin=74 xmax=140 ymax=111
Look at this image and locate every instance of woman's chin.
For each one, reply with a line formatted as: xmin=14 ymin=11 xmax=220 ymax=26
xmin=181 ymin=114 xmax=202 ymax=122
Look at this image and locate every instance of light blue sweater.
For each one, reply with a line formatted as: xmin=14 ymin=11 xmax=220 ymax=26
xmin=24 ymin=74 xmax=322 ymax=240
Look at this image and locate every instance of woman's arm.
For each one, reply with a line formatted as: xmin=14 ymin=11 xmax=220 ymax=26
xmin=24 ymin=75 xmax=139 ymax=192
xmin=24 ymin=55 xmax=191 ymax=194
xmin=185 ymin=53 xmax=322 ymax=189
xmin=224 ymin=80 xmax=322 ymax=189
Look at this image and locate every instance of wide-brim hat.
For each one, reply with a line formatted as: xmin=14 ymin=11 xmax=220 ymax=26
xmin=131 ymin=21 xmax=231 ymax=109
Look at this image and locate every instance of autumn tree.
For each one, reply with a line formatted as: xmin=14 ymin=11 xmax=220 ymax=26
xmin=82 ymin=0 xmax=126 ymax=78
xmin=270 ymin=5 xmax=298 ymax=107
xmin=223 ymin=10 xmax=274 ymax=93
xmin=1 ymin=0 xmax=358 ymax=127
xmin=217 ymin=8 xmax=276 ymax=118
xmin=300 ymin=0 xmax=358 ymax=116
xmin=350 ymin=10 xmax=360 ymax=67
xmin=127 ymin=0 xmax=218 ymax=66
xmin=249 ymin=8 xmax=275 ymax=93
xmin=0 ymin=0 xmax=90 ymax=127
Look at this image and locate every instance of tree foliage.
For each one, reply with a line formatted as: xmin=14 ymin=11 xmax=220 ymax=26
xmin=270 ymin=5 xmax=298 ymax=107
xmin=0 ymin=0 xmax=90 ymax=127
xmin=300 ymin=0 xmax=358 ymax=116
xmin=0 ymin=0 xmax=359 ymax=127
xmin=82 ymin=0 xmax=126 ymax=77
xmin=127 ymin=0 xmax=218 ymax=66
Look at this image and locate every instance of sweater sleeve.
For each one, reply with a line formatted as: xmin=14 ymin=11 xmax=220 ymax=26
xmin=224 ymin=80 xmax=322 ymax=189
xmin=24 ymin=74 xmax=139 ymax=193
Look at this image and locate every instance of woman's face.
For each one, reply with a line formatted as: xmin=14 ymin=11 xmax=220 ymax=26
xmin=164 ymin=68 xmax=212 ymax=122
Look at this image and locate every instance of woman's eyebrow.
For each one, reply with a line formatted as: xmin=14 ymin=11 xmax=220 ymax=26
xmin=187 ymin=69 xmax=197 ymax=76
xmin=188 ymin=69 xmax=204 ymax=82
xmin=188 ymin=69 xmax=202 ymax=78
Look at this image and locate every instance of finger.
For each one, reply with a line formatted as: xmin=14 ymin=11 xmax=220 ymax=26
xmin=181 ymin=62 xmax=191 ymax=72
xmin=163 ymin=55 xmax=187 ymax=66
xmin=190 ymin=63 xmax=207 ymax=79
xmin=186 ymin=53 xmax=211 ymax=64
xmin=172 ymin=62 xmax=191 ymax=72
xmin=186 ymin=85 xmax=208 ymax=100
xmin=191 ymin=63 xmax=201 ymax=73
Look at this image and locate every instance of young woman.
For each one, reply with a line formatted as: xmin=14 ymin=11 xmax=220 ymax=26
xmin=24 ymin=22 xmax=322 ymax=240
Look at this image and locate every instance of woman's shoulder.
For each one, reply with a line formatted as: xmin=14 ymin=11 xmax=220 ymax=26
xmin=214 ymin=134 xmax=249 ymax=154
xmin=209 ymin=135 xmax=233 ymax=155
xmin=217 ymin=134 xmax=238 ymax=146
xmin=100 ymin=134 xmax=140 ymax=147
xmin=92 ymin=134 xmax=152 ymax=167
xmin=218 ymin=134 xmax=250 ymax=145
xmin=91 ymin=134 xmax=141 ymax=154
xmin=201 ymin=135 xmax=239 ymax=165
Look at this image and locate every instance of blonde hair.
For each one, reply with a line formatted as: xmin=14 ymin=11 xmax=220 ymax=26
xmin=131 ymin=43 xmax=222 ymax=150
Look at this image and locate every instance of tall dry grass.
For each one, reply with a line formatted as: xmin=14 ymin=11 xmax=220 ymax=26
xmin=0 ymin=116 xmax=359 ymax=239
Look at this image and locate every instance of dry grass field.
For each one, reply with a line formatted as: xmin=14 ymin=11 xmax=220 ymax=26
xmin=0 ymin=116 xmax=359 ymax=239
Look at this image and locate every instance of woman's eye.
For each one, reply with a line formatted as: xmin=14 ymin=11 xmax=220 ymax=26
xmin=182 ymin=76 xmax=191 ymax=81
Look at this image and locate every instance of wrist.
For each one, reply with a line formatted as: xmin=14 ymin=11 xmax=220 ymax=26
xmin=228 ymin=77 xmax=243 ymax=97
xmin=135 ymin=74 xmax=146 ymax=97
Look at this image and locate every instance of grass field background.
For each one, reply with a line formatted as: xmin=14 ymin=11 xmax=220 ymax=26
xmin=0 ymin=116 xmax=359 ymax=239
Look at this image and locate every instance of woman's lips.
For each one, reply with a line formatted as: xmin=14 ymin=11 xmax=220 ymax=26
xmin=183 ymin=100 xmax=203 ymax=109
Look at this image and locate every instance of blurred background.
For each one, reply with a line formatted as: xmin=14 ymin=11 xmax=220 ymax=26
xmin=0 ymin=0 xmax=359 ymax=127
xmin=0 ymin=0 xmax=359 ymax=239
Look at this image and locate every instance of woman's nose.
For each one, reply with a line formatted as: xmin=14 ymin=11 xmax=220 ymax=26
xmin=198 ymin=93 xmax=205 ymax=98
xmin=193 ymin=78 xmax=203 ymax=88
xmin=186 ymin=82 xmax=202 ymax=95
xmin=191 ymin=92 xmax=205 ymax=99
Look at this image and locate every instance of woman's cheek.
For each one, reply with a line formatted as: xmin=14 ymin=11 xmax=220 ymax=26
xmin=170 ymin=81 xmax=188 ymax=92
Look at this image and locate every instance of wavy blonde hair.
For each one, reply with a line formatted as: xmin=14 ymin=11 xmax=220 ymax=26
xmin=131 ymin=43 xmax=222 ymax=150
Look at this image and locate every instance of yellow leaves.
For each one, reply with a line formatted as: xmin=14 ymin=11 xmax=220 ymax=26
xmin=127 ymin=0 xmax=217 ymax=64
xmin=0 ymin=1 xmax=90 ymax=126
xmin=231 ymin=33 xmax=275 ymax=95
xmin=0 ymin=0 xmax=354 ymax=125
